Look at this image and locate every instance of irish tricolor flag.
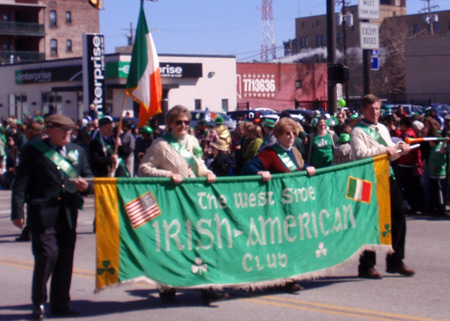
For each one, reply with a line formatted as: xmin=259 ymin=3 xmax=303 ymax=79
xmin=346 ymin=177 xmax=372 ymax=203
xmin=126 ymin=4 xmax=162 ymax=128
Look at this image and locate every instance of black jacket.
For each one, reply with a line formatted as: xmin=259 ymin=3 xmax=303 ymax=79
xmin=11 ymin=139 xmax=93 ymax=230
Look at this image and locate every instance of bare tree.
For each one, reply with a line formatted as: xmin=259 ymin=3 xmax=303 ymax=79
xmin=372 ymin=17 xmax=409 ymax=101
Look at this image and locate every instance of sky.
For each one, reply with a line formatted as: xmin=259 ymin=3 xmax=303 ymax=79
xmin=99 ymin=0 xmax=450 ymax=62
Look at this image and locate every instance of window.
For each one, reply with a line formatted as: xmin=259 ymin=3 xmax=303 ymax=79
xmin=66 ymin=39 xmax=72 ymax=52
xmin=195 ymin=99 xmax=201 ymax=110
xmin=49 ymin=10 xmax=57 ymax=27
xmin=413 ymin=24 xmax=419 ymax=35
xmin=321 ymin=35 xmax=326 ymax=46
xmin=221 ymin=99 xmax=229 ymax=113
xmin=433 ymin=22 xmax=439 ymax=33
xmin=66 ymin=11 xmax=72 ymax=24
xmin=3 ymin=13 xmax=10 ymax=21
xmin=50 ymin=39 xmax=57 ymax=56
xmin=337 ymin=33 xmax=342 ymax=45
xmin=316 ymin=35 xmax=321 ymax=47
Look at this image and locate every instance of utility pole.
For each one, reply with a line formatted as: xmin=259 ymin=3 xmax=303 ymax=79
xmin=337 ymin=0 xmax=351 ymax=104
xmin=420 ymin=0 xmax=439 ymax=35
xmin=326 ymin=0 xmax=337 ymax=115
xmin=122 ymin=23 xmax=134 ymax=46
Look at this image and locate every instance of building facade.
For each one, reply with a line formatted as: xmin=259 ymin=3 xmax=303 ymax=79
xmin=0 ymin=0 xmax=98 ymax=65
xmin=405 ymin=35 xmax=450 ymax=104
xmin=282 ymin=1 xmax=450 ymax=103
xmin=236 ymin=62 xmax=328 ymax=111
xmin=0 ymin=53 xmax=237 ymax=123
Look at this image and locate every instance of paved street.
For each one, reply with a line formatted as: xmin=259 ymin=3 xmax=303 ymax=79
xmin=0 ymin=189 xmax=449 ymax=321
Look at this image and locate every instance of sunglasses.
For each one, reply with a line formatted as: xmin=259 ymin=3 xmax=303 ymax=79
xmin=175 ymin=120 xmax=190 ymax=126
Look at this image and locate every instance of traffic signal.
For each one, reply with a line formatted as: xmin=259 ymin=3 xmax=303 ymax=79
xmin=328 ymin=63 xmax=350 ymax=84
xmin=88 ymin=0 xmax=101 ymax=9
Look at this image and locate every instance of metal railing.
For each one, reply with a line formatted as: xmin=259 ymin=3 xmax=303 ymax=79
xmin=0 ymin=21 xmax=45 ymax=36
xmin=0 ymin=50 xmax=45 ymax=64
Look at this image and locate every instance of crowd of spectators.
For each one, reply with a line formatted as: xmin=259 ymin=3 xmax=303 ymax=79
xmin=3 ymin=103 xmax=450 ymax=220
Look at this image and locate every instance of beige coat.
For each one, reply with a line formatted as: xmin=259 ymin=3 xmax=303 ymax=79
xmin=351 ymin=121 xmax=403 ymax=161
xmin=138 ymin=134 xmax=212 ymax=178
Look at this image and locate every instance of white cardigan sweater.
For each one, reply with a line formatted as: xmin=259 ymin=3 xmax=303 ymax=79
xmin=138 ymin=134 xmax=211 ymax=178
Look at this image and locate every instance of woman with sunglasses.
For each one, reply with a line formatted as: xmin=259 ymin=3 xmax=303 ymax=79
xmin=138 ymin=105 xmax=226 ymax=305
xmin=139 ymin=105 xmax=216 ymax=183
xmin=241 ymin=117 xmax=315 ymax=293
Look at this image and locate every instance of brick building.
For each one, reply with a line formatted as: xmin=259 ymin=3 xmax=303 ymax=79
xmin=282 ymin=0 xmax=450 ymax=103
xmin=0 ymin=0 xmax=99 ymax=64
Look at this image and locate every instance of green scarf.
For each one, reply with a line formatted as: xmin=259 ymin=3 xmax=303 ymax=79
xmin=163 ymin=134 xmax=199 ymax=176
xmin=272 ymin=143 xmax=298 ymax=172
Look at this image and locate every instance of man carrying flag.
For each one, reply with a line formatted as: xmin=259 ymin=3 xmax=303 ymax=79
xmin=351 ymin=94 xmax=415 ymax=279
xmin=126 ymin=2 xmax=162 ymax=128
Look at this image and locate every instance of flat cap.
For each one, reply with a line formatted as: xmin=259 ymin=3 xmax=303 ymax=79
xmin=99 ymin=116 xmax=113 ymax=127
xmin=45 ymin=114 xmax=75 ymax=128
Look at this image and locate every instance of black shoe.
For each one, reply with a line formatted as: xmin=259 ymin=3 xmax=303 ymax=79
xmin=50 ymin=308 xmax=79 ymax=318
xmin=201 ymin=288 xmax=229 ymax=305
xmin=158 ymin=288 xmax=178 ymax=304
xmin=31 ymin=304 xmax=45 ymax=320
xmin=284 ymin=282 xmax=303 ymax=293
xmin=358 ymin=267 xmax=382 ymax=279
xmin=386 ymin=265 xmax=415 ymax=276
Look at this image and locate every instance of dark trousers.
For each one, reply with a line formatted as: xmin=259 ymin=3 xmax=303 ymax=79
xmin=359 ymin=177 xmax=406 ymax=270
xmin=429 ymin=177 xmax=446 ymax=215
xmin=31 ymin=208 xmax=76 ymax=310
xmin=393 ymin=165 xmax=424 ymax=213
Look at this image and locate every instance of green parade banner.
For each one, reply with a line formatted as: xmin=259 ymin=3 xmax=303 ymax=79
xmin=94 ymin=155 xmax=392 ymax=291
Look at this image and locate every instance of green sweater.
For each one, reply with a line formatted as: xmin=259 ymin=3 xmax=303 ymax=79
xmin=428 ymin=142 xmax=447 ymax=179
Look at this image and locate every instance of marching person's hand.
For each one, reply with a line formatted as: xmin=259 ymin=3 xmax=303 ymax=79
xmin=206 ymin=172 xmax=217 ymax=183
xmin=12 ymin=218 xmax=24 ymax=229
xmin=385 ymin=146 xmax=398 ymax=157
xmin=171 ymin=173 xmax=183 ymax=184
xmin=258 ymin=171 xmax=272 ymax=181
xmin=306 ymin=166 xmax=316 ymax=176
xmin=399 ymin=143 xmax=411 ymax=155
xmin=74 ymin=178 xmax=89 ymax=192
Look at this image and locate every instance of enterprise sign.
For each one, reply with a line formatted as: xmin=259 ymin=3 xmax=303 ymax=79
xmin=160 ymin=63 xmax=202 ymax=78
xmin=15 ymin=65 xmax=81 ymax=84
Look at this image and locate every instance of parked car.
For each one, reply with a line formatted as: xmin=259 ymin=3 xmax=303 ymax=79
xmin=281 ymin=108 xmax=319 ymax=124
xmin=227 ymin=108 xmax=278 ymax=122
xmin=425 ymin=103 xmax=450 ymax=117
xmin=190 ymin=110 xmax=236 ymax=131
xmin=383 ymin=104 xmax=424 ymax=116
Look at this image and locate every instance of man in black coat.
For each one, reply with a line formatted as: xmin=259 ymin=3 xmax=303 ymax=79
xmin=11 ymin=114 xmax=93 ymax=319
xmin=89 ymin=116 xmax=127 ymax=177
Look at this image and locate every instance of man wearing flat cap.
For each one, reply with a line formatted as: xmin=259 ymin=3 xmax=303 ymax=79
xmin=11 ymin=114 xmax=93 ymax=319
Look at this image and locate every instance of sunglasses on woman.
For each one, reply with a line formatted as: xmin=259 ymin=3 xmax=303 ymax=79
xmin=175 ymin=120 xmax=190 ymax=126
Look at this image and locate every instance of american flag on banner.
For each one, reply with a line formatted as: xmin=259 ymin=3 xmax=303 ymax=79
xmin=124 ymin=192 xmax=161 ymax=229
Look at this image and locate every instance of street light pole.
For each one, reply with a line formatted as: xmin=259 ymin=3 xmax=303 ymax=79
xmin=327 ymin=0 xmax=337 ymax=115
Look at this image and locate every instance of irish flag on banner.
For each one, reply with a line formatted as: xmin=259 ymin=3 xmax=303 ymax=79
xmin=126 ymin=4 xmax=162 ymax=128
xmin=346 ymin=177 xmax=372 ymax=203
